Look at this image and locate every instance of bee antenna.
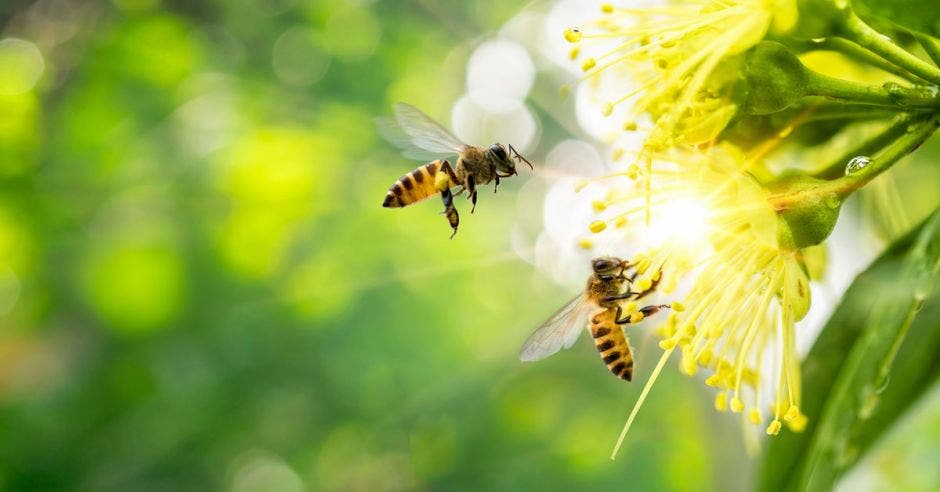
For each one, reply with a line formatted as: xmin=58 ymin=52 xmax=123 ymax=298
xmin=508 ymin=143 xmax=534 ymax=170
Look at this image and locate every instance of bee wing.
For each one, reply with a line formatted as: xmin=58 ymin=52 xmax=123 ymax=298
xmin=375 ymin=116 xmax=449 ymax=161
xmin=519 ymin=294 xmax=596 ymax=362
xmin=375 ymin=102 xmax=466 ymax=159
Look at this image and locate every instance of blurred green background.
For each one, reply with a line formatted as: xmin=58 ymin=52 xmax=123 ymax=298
xmin=0 ymin=1 xmax=935 ymax=491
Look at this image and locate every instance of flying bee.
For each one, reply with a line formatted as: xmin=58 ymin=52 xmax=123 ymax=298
xmin=520 ymin=257 xmax=671 ymax=381
xmin=378 ymin=102 xmax=532 ymax=238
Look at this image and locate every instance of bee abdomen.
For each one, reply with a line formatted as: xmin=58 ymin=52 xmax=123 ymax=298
xmin=383 ymin=160 xmax=451 ymax=208
xmin=591 ymin=310 xmax=634 ymax=381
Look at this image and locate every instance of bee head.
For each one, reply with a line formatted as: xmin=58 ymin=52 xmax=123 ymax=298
xmin=591 ymin=256 xmax=626 ymax=275
xmin=489 ymin=143 xmax=517 ymax=177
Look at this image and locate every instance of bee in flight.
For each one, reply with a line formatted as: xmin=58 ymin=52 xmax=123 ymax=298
xmin=378 ymin=103 xmax=532 ymax=238
xmin=520 ymin=257 xmax=671 ymax=381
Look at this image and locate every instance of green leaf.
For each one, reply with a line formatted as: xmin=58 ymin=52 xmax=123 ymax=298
xmin=758 ymin=206 xmax=940 ymax=492
xmin=854 ymin=0 xmax=940 ymax=36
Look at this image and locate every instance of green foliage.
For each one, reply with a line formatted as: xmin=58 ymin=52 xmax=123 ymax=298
xmin=759 ymin=207 xmax=940 ymax=491
xmin=855 ymin=0 xmax=940 ymax=36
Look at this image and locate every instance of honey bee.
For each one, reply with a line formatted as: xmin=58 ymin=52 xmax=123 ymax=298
xmin=378 ymin=103 xmax=532 ymax=238
xmin=520 ymin=257 xmax=671 ymax=381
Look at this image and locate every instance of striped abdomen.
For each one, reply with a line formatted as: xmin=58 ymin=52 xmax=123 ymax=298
xmin=383 ymin=160 xmax=457 ymax=208
xmin=590 ymin=309 xmax=634 ymax=381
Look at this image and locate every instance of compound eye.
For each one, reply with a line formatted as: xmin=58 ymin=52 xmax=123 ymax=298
xmin=491 ymin=144 xmax=507 ymax=159
xmin=592 ymin=259 xmax=614 ymax=272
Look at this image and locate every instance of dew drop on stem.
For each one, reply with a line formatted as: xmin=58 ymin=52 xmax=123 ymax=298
xmin=845 ymin=156 xmax=871 ymax=175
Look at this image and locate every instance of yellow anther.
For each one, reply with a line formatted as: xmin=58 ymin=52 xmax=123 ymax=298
xmin=636 ymin=278 xmax=652 ymax=291
xmin=636 ymin=258 xmax=651 ymax=274
xmin=564 ymin=28 xmax=582 ymax=43
xmin=629 ymin=312 xmax=645 ymax=323
xmin=612 ymin=148 xmax=624 ymax=161
xmin=749 ymin=409 xmax=762 ymax=425
xmin=730 ymin=396 xmax=744 ymax=413
xmin=614 ymin=216 xmax=628 ymax=228
xmin=568 ymin=46 xmax=580 ymax=60
xmin=704 ymin=374 xmax=720 ymax=387
xmin=592 ymin=200 xmax=607 ymax=212
xmin=623 ymin=121 xmax=638 ymax=131
xmin=680 ymin=351 xmax=697 ymax=376
xmin=589 ymin=220 xmax=607 ymax=233
xmin=671 ymin=301 xmax=685 ymax=312
xmin=623 ymin=301 xmax=638 ymax=314
xmin=601 ymin=102 xmax=614 ymax=116
xmin=581 ymin=58 xmax=596 ymax=71
xmin=766 ymin=420 xmax=782 ymax=435
xmin=600 ymin=3 xmax=614 ymax=13
xmin=659 ymin=338 xmax=677 ymax=350
xmin=577 ymin=238 xmax=594 ymax=250
xmin=784 ymin=405 xmax=800 ymax=422
xmin=787 ymin=413 xmax=808 ymax=432
xmin=697 ymin=348 xmax=713 ymax=366
xmin=626 ymin=163 xmax=640 ymax=180
xmin=714 ymin=392 xmax=728 ymax=411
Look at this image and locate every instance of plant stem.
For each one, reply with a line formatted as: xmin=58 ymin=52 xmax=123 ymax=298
xmin=803 ymin=103 xmax=919 ymax=124
xmin=814 ymin=113 xmax=926 ymax=180
xmin=799 ymin=37 xmax=925 ymax=83
xmin=914 ymin=32 xmax=940 ymax=67
xmin=839 ymin=12 xmax=940 ymax=85
xmin=805 ymin=71 xmax=940 ymax=109
xmin=770 ymin=116 xmax=940 ymax=210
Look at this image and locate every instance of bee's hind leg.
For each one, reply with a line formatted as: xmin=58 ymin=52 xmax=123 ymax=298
xmin=440 ymin=188 xmax=460 ymax=239
xmin=466 ymin=175 xmax=478 ymax=213
xmin=614 ymin=304 xmax=670 ymax=324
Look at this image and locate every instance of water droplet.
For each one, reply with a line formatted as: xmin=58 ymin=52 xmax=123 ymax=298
xmin=825 ymin=195 xmax=841 ymax=209
xmin=811 ymin=37 xmax=827 ymax=43
xmin=845 ymin=156 xmax=870 ymax=175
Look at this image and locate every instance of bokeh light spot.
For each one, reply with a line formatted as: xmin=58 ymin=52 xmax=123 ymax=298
xmin=466 ymin=39 xmax=534 ymax=101
xmin=0 ymin=39 xmax=45 ymax=95
xmin=272 ymin=27 xmax=331 ymax=87
xmin=82 ymin=242 xmax=186 ymax=334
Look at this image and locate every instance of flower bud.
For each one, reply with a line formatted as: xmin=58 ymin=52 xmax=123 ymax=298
xmin=743 ymin=41 xmax=810 ymax=115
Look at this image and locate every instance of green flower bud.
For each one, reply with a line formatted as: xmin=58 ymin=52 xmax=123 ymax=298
xmin=771 ymin=172 xmax=842 ymax=249
xmin=743 ymin=42 xmax=811 ymax=115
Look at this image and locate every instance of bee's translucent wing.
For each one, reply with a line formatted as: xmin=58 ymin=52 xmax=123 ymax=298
xmin=377 ymin=102 xmax=466 ymax=159
xmin=520 ymin=294 xmax=596 ymax=362
xmin=375 ymin=115 xmax=450 ymax=161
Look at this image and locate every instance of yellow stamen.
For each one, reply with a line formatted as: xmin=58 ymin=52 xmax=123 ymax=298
xmin=611 ymin=348 xmax=674 ymax=460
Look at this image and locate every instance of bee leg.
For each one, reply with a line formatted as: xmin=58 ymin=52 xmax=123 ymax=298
xmin=489 ymin=163 xmax=500 ymax=194
xmin=630 ymin=271 xmax=663 ymax=301
xmin=466 ymin=175 xmax=478 ymax=213
xmin=639 ymin=304 xmax=671 ymax=318
xmin=602 ymin=292 xmax=639 ymax=303
xmin=614 ymin=304 xmax=670 ymax=324
xmin=440 ymin=188 xmax=460 ymax=239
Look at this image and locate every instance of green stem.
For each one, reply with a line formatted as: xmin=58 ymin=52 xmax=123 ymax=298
xmin=803 ymin=103 xmax=919 ymax=124
xmin=770 ymin=116 xmax=940 ymax=210
xmin=839 ymin=12 xmax=940 ymax=85
xmin=805 ymin=70 xmax=940 ymax=109
xmin=914 ymin=32 xmax=940 ymax=67
xmin=824 ymin=117 xmax=939 ymax=199
xmin=800 ymin=37 xmax=925 ymax=83
xmin=814 ymin=113 xmax=926 ymax=179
